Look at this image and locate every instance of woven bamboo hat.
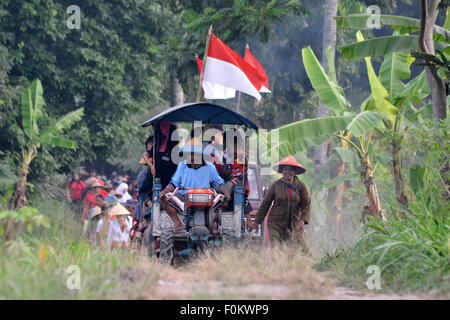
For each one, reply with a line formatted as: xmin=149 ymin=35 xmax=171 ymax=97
xmin=273 ymin=155 xmax=306 ymax=175
xmin=108 ymin=203 xmax=130 ymax=216
xmin=89 ymin=180 xmax=103 ymax=189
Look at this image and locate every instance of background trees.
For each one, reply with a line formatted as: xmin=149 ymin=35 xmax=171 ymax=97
xmin=0 ymin=0 xmax=447 ymax=210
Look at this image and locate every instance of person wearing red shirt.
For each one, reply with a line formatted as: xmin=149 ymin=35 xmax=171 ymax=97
xmin=66 ymin=173 xmax=85 ymax=213
xmin=81 ymin=181 xmax=103 ymax=228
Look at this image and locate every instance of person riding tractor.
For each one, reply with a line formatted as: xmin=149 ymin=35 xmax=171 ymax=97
xmin=158 ymin=137 xmax=234 ymax=234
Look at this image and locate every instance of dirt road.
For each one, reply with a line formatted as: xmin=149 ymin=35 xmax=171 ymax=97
xmin=110 ymin=246 xmax=439 ymax=300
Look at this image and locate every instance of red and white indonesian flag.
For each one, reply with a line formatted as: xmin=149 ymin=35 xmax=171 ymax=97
xmin=196 ymin=56 xmax=236 ymax=100
xmin=244 ymin=45 xmax=270 ymax=93
xmin=202 ymin=34 xmax=265 ymax=101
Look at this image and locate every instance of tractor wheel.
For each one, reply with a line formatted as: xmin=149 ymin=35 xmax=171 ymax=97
xmin=159 ymin=226 xmax=174 ymax=263
xmin=143 ymin=223 xmax=157 ymax=258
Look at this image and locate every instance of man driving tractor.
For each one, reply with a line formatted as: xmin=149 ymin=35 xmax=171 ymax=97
xmin=158 ymin=137 xmax=234 ymax=233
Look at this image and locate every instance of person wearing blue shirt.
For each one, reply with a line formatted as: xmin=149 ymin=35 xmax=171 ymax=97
xmin=159 ymin=138 xmax=233 ymax=232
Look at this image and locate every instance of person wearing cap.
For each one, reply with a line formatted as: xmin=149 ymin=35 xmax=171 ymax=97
xmin=159 ymin=137 xmax=233 ymax=232
xmin=106 ymin=203 xmax=133 ymax=248
xmin=81 ymin=180 xmax=103 ymax=227
xmin=252 ymin=155 xmax=311 ymax=253
xmin=83 ymin=194 xmax=105 ymax=236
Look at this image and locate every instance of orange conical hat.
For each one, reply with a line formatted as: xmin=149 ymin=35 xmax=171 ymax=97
xmin=273 ymin=155 xmax=306 ymax=175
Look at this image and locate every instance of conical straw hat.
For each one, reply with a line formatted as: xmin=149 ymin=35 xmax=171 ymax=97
xmin=108 ymin=203 xmax=130 ymax=216
xmin=273 ymin=155 xmax=306 ymax=175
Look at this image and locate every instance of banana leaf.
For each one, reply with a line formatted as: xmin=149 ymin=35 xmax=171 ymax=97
xmin=346 ymin=111 xmax=386 ymax=137
xmin=333 ymin=147 xmax=360 ymax=168
xmin=22 ymin=79 xmax=45 ymax=139
xmin=302 ymin=46 xmax=350 ymax=114
xmin=357 ymin=31 xmax=397 ymax=125
xmin=271 ymin=115 xmax=354 ymax=143
xmin=336 ymin=14 xmax=450 ymax=43
xmin=396 ymin=71 xmax=430 ymax=104
xmin=340 ymin=35 xmax=449 ymax=61
xmin=378 ymin=52 xmax=411 ymax=99
xmin=38 ymin=107 xmax=84 ymax=148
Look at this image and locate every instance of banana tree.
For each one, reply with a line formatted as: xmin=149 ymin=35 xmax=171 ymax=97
xmin=10 ymin=79 xmax=84 ymax=211
xmin=336 ymin=9 xmax=449 ymax=121
xmin=266 ymin=46 xmax=387 ymax=220
xmin=356 ymin=30 xmax=431 ymax=208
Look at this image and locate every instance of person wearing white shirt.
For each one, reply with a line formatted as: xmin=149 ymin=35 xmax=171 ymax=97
xmin=106 ymin=215 xmax=132 ymax=248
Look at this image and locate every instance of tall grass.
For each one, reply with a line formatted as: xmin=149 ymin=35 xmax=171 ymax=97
xmin=0 ymin=196 xmax=334 ymax=300
xmin=319 ymin=194 xmax=450 ymax=296
xmin=113 ymin=242 xmax=335 ymax=300
xmin=0 ymin=198 xmax=139 ymax=299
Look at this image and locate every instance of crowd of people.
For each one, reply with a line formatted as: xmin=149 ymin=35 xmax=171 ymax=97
xmin=65 ymin=169 xmax=139 ymax=248
xmin=65 ymin=119 xmax=311 ymax=253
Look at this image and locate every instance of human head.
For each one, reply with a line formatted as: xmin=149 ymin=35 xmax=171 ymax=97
xmin=189 ymin=154 xmax=201 ymax=169
xmin=104 ymin=182 xmax=113 ymax=193
xmin=281 ymin=166 xmax=296 ymax=182
xmin=274 ymin=155 xmax=306 ymax=178
xmin=223 ymin=129 xmax=243 ymax=160
xmin=94 ymin=186 xmax=102 ymax=194
xmin=90 ymin=170 xmax=97 ymax=177
xmin=118 ymin=215 xmax=127 ymax=225
xmin=89 ymin=180 xmax=103 ymax=194
xmin=73 ymin=173 xmax=80 ymax=181
xmin=96 ymin=194 xmax=105 ymax=207
xmin=145 ymin=136 xmax=154 ymax=151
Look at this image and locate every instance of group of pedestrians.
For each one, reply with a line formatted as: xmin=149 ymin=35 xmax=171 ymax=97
xmin=65 ymin=169 xmax=139 ymax=248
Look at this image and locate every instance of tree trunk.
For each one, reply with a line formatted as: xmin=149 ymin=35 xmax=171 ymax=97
xmin=391 ymin=143 xmax=408 ymax=207
xmin=313 ymin=0 xmax=338 ymax=204
xmin=170 ymin=74 xmax=184 ymax=106
xmin=419 ymin=0 xmax=447 ymax=121
xmin=327 ymin=159 xmax=345 ymax=243
xmin=314 ymin=0 xmax=338 ymax=170
xmin=360 ymin=152 xmax=384 ymax=220
xmin=6 ymin=156 xmax=30 ymax=241
xmin=10 ymin=158 xmax=30 ymax=211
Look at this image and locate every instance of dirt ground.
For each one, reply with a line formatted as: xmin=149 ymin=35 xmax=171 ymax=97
xmin=111 ymin=245 xmax=441 ymax=300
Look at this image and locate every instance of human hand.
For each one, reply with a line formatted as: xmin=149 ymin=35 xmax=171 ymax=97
xmin=246 ymin=215 xmax=253 ymax=232
xmin=297 ymin=220 xmax=305 ymax=232
xmin=158 ymin=190 xmax=167 ymax=201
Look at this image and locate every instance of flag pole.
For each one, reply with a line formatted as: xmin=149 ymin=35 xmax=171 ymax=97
xmin=196 ymin=25 xmax=213 ymax=102
xmin=235 ymin=43 xmax=249 ymax=113
xmin=236 ymin=92 xmax=241 ymax=113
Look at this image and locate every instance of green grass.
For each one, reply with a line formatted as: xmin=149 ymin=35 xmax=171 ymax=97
xmin=317 ymin=195 xmax=450 ymax=297
xmin=0 ymin=198 xmax=139 ymax=299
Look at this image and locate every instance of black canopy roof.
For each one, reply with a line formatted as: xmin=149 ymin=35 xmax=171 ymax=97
xmin=140 ymin=102 xmax=258 ymax=130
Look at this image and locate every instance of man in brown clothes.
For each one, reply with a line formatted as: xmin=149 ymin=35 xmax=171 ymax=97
xmin=252 ymin=155 xmax=311 ymax=254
